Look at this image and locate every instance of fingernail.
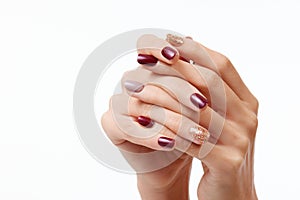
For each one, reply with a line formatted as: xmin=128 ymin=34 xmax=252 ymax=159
xmin=137 ymin=116 xmax=153 ymax=127
xmin=189 ymin=126 xmax=210 ymax=145
xmin=166 ymin=34 xmax=184 ymax=46
xmin=137 ymin=54 xmax=158 ymax=65
xmin=158 ymin=137 xmax=175 ymax=148
xmin=124 ymin=80 xmax=144 ymax=93
xmin=179 ymin=56 xmax=189 ymax=62
xmin=161 ymin=46 xmax=177 ymax=60
xmin=190 ymin=93 xmax=208 ymax=109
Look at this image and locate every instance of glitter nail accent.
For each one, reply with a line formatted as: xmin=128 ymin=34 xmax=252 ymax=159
xmin=166 ymin=34 xmax=184 ymax=46
xmin=190 ymin=126 xmax=210 ymax=144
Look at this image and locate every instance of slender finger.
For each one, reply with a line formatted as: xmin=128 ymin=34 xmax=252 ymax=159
xmin=137 ymin=34 xmax=180 ymax=65
xmin=121 ymin=85 xmax=238 ymax=147
xmin=122 ymin=67 xmax=208 ymax=112
xmin=166 ymin=34 xmax=257 ymax=107
xmin=138 ymin=59 xmax=246 ymax=120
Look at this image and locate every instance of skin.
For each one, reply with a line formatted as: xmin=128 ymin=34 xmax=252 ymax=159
xmin=101 ymin=34 xmax=259 ymax=200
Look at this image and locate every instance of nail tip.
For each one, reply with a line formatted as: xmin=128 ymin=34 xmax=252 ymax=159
xmin=190 ymin=93 xmax=207 ymax=109
xmin=161 ymin=46 xmax=177 ymax=60
xmin=124 ymin=80 xmax=144 ymax=93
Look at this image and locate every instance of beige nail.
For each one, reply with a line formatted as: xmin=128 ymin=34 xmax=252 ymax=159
xmin=166 ymin=34 xmax=184 ymax=46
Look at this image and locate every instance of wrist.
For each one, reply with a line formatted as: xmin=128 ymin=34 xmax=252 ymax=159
xmin=137 ymin=175 xmax=190 ymax=200
xmin=137 ymin=167 xmax=191 ymax=200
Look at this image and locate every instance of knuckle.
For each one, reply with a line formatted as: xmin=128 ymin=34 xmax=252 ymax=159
xmin=216 ymin=55 xmax=232 ymax=72
xmin=245 ymin=112 xmax=259 ymax=134
xmin=227 ymin=154 xmax=245 ymax=172
xmin=238 ymin=136 xmax=251 ymax=154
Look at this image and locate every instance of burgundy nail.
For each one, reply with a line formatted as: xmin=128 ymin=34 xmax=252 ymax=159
xmin=161 ymin=46 xmax=177 ymax=60
xmin=190 ymin=93 xmax=208 ymax=109
xmin=158 ymin=137 xmax=175 ymax=148
xmin=179 ymin=56 xmax=189 ymax=62
xmin=124 ymin=80 xmax=144 ymax=93
xmin=137 ymin=54 xmax=158 ymax=65
xmin=137 ymin=116 xmax=153 ymax=127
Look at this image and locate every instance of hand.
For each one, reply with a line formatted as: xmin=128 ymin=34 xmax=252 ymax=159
xmin=136 ymin=34 xmax=259 ymax=200
xmin=101 ymin=67 xmax=206 ymax=199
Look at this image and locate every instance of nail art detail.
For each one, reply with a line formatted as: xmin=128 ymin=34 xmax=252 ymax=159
xmin=124 ymin=80 xmax=144 ymax=93
xmin=166 ymin=34 xmax=184 ymax=46
xmin=137 ymin=54 xmax=158 ymax=65
xmin=137 ymin=116 xmax=153 ymax=127
xmin=190 ymin=126 xmax=210 ymax=144
xmin=161 ymin=46 xmax=177 ymax=60
xmin=190 ymin=93 xmax=208 ymax=109
xmin=158 ymin=137 xmax=175 ymax=148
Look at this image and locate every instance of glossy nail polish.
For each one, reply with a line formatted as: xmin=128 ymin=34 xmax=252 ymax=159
xmin=124 ymin=80 xmax=144 ymax=93
xmin=137 ymin=116 xmax=153 ymax=127
xmin=179 ymin=56 xmax=189 ymax=62
xmin=161 ymin=46 xmax=177 ymax=60
xmin=190 ymin=93 xmax=208 ymax=109
xmin=158 ymin=137 xmax=175 ymax=148
xmin=137 ymin=54 xmax=158 ymax=65
xmin=166 ymin=34 xmax=184 ymax=46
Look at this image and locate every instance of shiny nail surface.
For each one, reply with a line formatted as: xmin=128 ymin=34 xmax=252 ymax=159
xmin=124 ymin=80 xmax=144 ymax=93
xmin=190 ymin=126 xmax=210 ymax=145
xmin=137 ymin=116 xmax=153 ymax=127
xmin=161 ymin=46 xmax=177 ymax=60
xmin=137 ymin=54 xmax=158 ymax=65
xmin=190 ymin=93 xmax=207 ymax=109
xmin=158 ymin=137 xmax=175 ymax=148
xmin=166 ymin=34 xmax=184 ymax=46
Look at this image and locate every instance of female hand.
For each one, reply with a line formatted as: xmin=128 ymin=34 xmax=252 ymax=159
xmin=135 ymin=34 xmax=259 ymax=200
xmin=101 ymin=66 xmax=207 ymax=199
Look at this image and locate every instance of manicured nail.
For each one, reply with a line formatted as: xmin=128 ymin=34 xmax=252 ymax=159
xmin=166 ymin=34 xmax=184 ymax=46
xmin=161 ymin=46 xmax=177 ymax=60
xmin=189 ymin=125 xmax=210 ymax=145
xmin=179 ymin=56 xmax=189 ymax=62
xmin=190 ymin=93 xmax=208 ymax=109
xmin=137 ymin=54 xmax=158 ymax=65
xmin=137 ymin=116 xmax=153 ymax=127
xmin=124 ymin=80 xmax=144 ymax=93
xmin=158 ymin=137 xmax=175 ymax=148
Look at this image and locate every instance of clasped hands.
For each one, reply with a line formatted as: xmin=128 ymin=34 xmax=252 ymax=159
xmin=101 ymin=34 xmax=259 ymax=200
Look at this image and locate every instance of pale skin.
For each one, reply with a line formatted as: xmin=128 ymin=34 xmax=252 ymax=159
xmin=101 ymin=34 xmax=259 ymax=200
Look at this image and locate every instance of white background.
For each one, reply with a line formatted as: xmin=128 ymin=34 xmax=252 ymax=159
xmin=1 ymin=0 xmax=300 ymax=199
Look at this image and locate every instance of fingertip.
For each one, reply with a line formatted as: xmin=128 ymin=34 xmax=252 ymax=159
xmin=161 ymin=46 xmax=179 ymax=64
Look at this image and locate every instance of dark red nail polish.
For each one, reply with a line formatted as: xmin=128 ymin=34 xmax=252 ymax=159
xmin=161 ymin=46 xmax=177 ymax=60
xmin=158 ymin=137 xmax=175 ymax=148
xmin=179 ymin=56 xmax=189 ymax=62
xmin=137 ymin=116 xmax=153 ymax=127
xmin=190 ymin=93 xmax=208 ymax=109
xmin=137 ymin=54 xmax=158 ymax=65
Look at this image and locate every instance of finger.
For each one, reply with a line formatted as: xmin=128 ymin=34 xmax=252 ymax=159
xmin=103 ymin=106 xmax=176 ymax=151
xmin=122 ymin=67 xmax=208 ymax=112
xmin=121 ymin=86 xmax=236 ymax=147
xmin=137 ymin=34 xmax=179 ymax=65
xmin=166 ymin=34 xmax=257 ymax=106
xmin=125 ymin=97 xmax=210 ymax=145
xmin=138 ymin=59 xmax=246 ymax=120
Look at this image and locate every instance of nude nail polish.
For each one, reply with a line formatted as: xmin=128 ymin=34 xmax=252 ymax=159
xmin=137 ymin=116 xmax=153 ymax=127
xmin=124 ymin=80 xmax=144 ymax=93
xmin=190 ymin=93 xmax=208 ymax=109
xmin=161 ymin=46 xmax=177 ymax=60
xmin=158 ymin=137 xmax=175 ymax=148
xmin=166 ymin=34 xmax=184 ymax=46
xmin=137 ymin=54 xmax=158 ymax=65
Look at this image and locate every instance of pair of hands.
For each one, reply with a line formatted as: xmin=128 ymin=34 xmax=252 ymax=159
xmin=101 ymin=34 xmax=259 ymax=200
